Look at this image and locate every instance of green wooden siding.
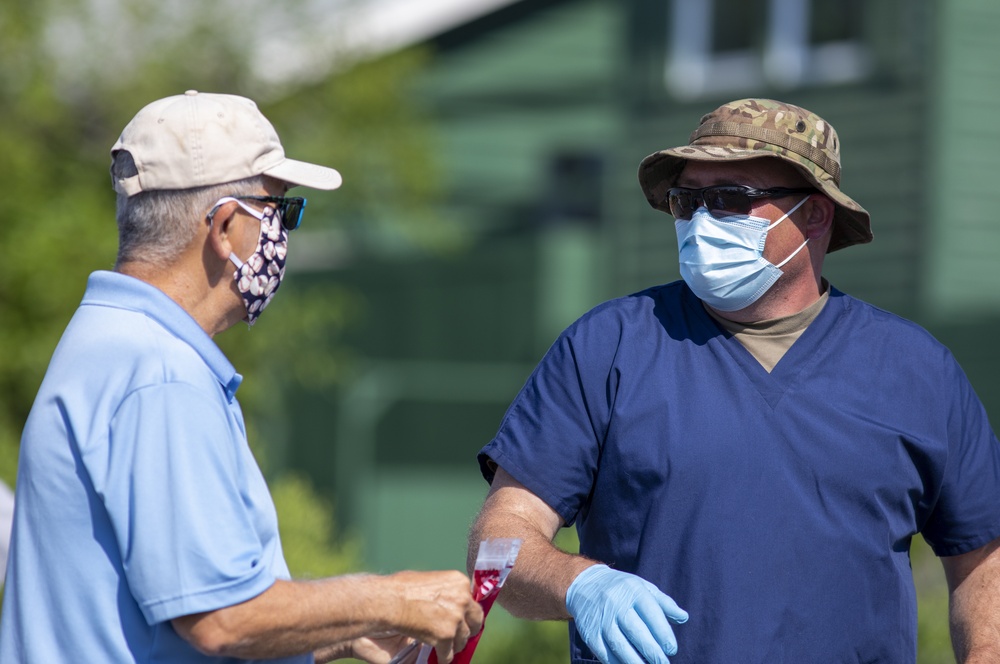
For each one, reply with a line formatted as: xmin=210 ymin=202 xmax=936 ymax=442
xmin=927 ymin=0 xmax=1000 ymax=318
xmin=286 ymin=0 xmax=1000 ymax=576
xmin=419 ymin=0 xmax=622 ymax=237
xmin=286 ymin=0 xmax=630 ymax=573
xmin=616 ymin=0 xmax=934 ymax=318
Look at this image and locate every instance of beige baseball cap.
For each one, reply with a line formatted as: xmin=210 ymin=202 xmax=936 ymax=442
xmin=111 ymin=90 xmax=342 ymax=196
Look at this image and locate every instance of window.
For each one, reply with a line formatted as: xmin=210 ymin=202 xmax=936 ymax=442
xmin=539 ymin=152 xmax=604 ymax=226
xmin=666 ymin=0 xmax=871 ymax=99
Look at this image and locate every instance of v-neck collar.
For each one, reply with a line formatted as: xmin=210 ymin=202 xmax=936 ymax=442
xmin=705 ymin=288 xmax=829 ymax=372
xmin=681 ymin=284 xmax=850 ymax=409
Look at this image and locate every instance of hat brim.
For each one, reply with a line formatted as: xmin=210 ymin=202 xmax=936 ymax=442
xmin=264 ymin=158 xmax=343 ymax=191
xmin=638 ymin=148 xmax=872 ymax=253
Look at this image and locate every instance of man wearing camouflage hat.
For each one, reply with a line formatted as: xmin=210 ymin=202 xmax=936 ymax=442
xmin=0 ymin=91 xmax=483 ymax=663
xmin=468 ymin=98 xmax=1000 ymax=663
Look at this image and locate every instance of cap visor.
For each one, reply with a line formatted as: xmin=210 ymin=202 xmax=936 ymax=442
xmin=264 ymin=158 xmax=343 ymax=191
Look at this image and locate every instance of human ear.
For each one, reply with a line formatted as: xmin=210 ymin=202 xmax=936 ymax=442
xmin=806 ymin=195 xmax=836 ymax=240
xmin=206 ymin=201 xmax=240 ymax=261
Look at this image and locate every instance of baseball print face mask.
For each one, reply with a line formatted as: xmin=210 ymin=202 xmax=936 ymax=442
xmin=212 ymin=197 xmax=289 ymax=326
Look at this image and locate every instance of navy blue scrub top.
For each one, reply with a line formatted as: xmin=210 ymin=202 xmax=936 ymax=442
xmin=479 ymin=281 xmax=1000 ymax=664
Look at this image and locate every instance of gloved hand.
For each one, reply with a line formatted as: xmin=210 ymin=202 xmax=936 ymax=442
xmin=565 ymin=564 xmax=688 ymax=664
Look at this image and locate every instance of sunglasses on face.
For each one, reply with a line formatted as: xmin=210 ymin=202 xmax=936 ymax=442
xmin=665 ymin=185 xmax=815 ymax=221
xmin=235 ymin=195 xmax=307 ymax=231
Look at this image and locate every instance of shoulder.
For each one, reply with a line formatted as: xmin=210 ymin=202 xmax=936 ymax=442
xmin=525 ymin=282 xmax=698 ymax=382
xmin=64 ymin=305 xmax=205 ymax=379
xmin=553 ymin=281 xmax=709 ymax=362
xmin=39 ymin=301 xmax=223 ymax=423
xmin=835 ymin=290 xmax=945 ymax=345
xmin=832 ymin=289 xmax=958 ymax=367
xmin=563 ymin=281 xmax=689 ymax=338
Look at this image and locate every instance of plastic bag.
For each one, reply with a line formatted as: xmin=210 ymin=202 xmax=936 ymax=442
xmin=390 ymin=538 xmax=522 ymax=664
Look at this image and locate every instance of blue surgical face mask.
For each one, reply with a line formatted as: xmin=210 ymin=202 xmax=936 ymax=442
xmin=675 ymin=196 xmax=810 ymax=312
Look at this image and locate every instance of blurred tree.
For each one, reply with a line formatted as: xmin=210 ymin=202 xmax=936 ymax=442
xmin=272 ymin=472 xmax=362 ymax=578
xmin=0 ymin=0 xmax=447 ymax=477
xmin=913 ymin=536 xmax=956 ymax=664
xmin=0 ymin=0 xmax=445 ymax=604
xmin=0 ymin=2 xmax=120 ymax=485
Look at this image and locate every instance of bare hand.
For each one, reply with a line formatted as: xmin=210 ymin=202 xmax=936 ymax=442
xmin=312 ymin=632 xmax=413 ymax=664
xmin=350 ymin=632 xmax=415 ymax=664
xmin=389 ymin=570 xmax=484 ymax=663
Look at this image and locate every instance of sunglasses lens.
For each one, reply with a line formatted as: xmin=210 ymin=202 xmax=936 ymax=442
xmin=705 ymin=187 xmax=753 ymax=216
xmin=667 ymin=186 xmax=762 ymax=220
xmin=667 ymin=189 xmax=695 ymax=220
xmin=281 ymin=198 xmax=305 ymax=230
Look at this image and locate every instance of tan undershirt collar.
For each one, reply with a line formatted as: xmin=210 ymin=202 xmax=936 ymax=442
xmin=704 ymin=284 xmax=830 ymax=373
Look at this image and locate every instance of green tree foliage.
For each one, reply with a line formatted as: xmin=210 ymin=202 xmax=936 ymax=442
xmin=0 ymin=0 xmax=442 ymax=466
xmin=271 ymin=473 xmax=362 ymax=578
xmin=0 ymin=3 xmax=120 ymax=485
xmin=913 ymin=536 xmax=956 ymax=664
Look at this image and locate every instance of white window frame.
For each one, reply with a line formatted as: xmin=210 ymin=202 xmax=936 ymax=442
xmin=665 ymin=0 xmax=871 ymax=100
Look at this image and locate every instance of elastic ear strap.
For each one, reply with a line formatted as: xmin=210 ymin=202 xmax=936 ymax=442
xmin=775 ymin=238 xmax=809 ymax=268
xmin=766 ymin=195 xmax=810 ymax=231
xmin=214 ymin=196 xmax=265 ymax=221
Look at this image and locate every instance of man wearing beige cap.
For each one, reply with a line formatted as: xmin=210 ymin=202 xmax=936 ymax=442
xmin=0 ymin=91 xmax=482 ymax=663
xmin=469 ymin=99 xmax=1000 ymax=663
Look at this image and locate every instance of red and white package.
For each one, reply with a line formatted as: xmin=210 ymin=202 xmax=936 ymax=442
xmin=390 ymin=538 xmax=522 ymax=664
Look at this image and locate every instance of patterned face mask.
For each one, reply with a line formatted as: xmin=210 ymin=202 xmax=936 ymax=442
xmin=214 ymin=197 xmax=289 ymax=326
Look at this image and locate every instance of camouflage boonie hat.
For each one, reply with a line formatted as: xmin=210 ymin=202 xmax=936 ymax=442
xmin=638 ymin=98 xmax=872 ymax=252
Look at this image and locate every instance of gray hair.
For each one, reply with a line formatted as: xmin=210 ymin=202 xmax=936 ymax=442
xmin=112 ymin=150 xmax=267 ymax=268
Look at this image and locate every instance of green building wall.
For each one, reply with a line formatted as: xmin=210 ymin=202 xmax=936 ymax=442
xmin=926 ymin=0 xmax=1000 ymax=319
xmin=287 ymin=0 xmax=1000 ymax=578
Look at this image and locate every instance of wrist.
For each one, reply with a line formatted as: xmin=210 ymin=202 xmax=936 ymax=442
xmin=570 ymin=563 xmax=610 ymax=585
xmin=376 ymin=573 xmax=410 ymax=634
xmin=565 ymin=564 xmax=612 ymax=616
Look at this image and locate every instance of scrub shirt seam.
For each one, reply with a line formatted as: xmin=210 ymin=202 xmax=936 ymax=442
xmin=927 ymin=517 xmax=1000 ymax=558
xmin=485 ymin=447 xmax=580 ymax=525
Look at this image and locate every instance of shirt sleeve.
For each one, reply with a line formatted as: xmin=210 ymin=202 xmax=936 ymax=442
xmin=921 ymin=355 xmax=1000 ymax=557
xmin=85 ymin=382 xmax=276 ymax=624
xmin=478 ymin=307 xmax=624 ymax=526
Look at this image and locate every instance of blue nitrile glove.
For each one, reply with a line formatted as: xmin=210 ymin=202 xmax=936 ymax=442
xmin=565 ymin=564 xmax=688 ymax=664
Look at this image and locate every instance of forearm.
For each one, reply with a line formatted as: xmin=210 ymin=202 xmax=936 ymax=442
xmin=944 ymin=540 xmax=1000 ymax=663
xmin=175 ymin=575 xmax=403 ymax=659
xmin=175 ymin=575 xmax=392 ymax=659
xmin=468 ymin=491 xmax=593 ymax=621
xmin=950 ymin=579 xmax=1000 ymax=663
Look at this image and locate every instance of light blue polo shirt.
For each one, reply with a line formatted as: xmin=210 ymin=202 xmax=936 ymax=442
xmin=0 ymin=271 xmax=311 ymax=663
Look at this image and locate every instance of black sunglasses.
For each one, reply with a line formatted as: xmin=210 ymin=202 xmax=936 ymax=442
xmin=665 ymin=185 xmax=815 ymax=221
xmin=235 ymin=195 xmax=307 ymax=231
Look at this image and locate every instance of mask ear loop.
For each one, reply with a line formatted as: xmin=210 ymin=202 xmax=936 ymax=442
xmin=771 ymin=196 xmax=813 ymax=268
xmin=775 ymin=238 xmax=809 ymax=268
xmin=765 ymin=195 xmax=810 ymax=231
xmin=206 ymin=197 xmax=267 ymax=270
